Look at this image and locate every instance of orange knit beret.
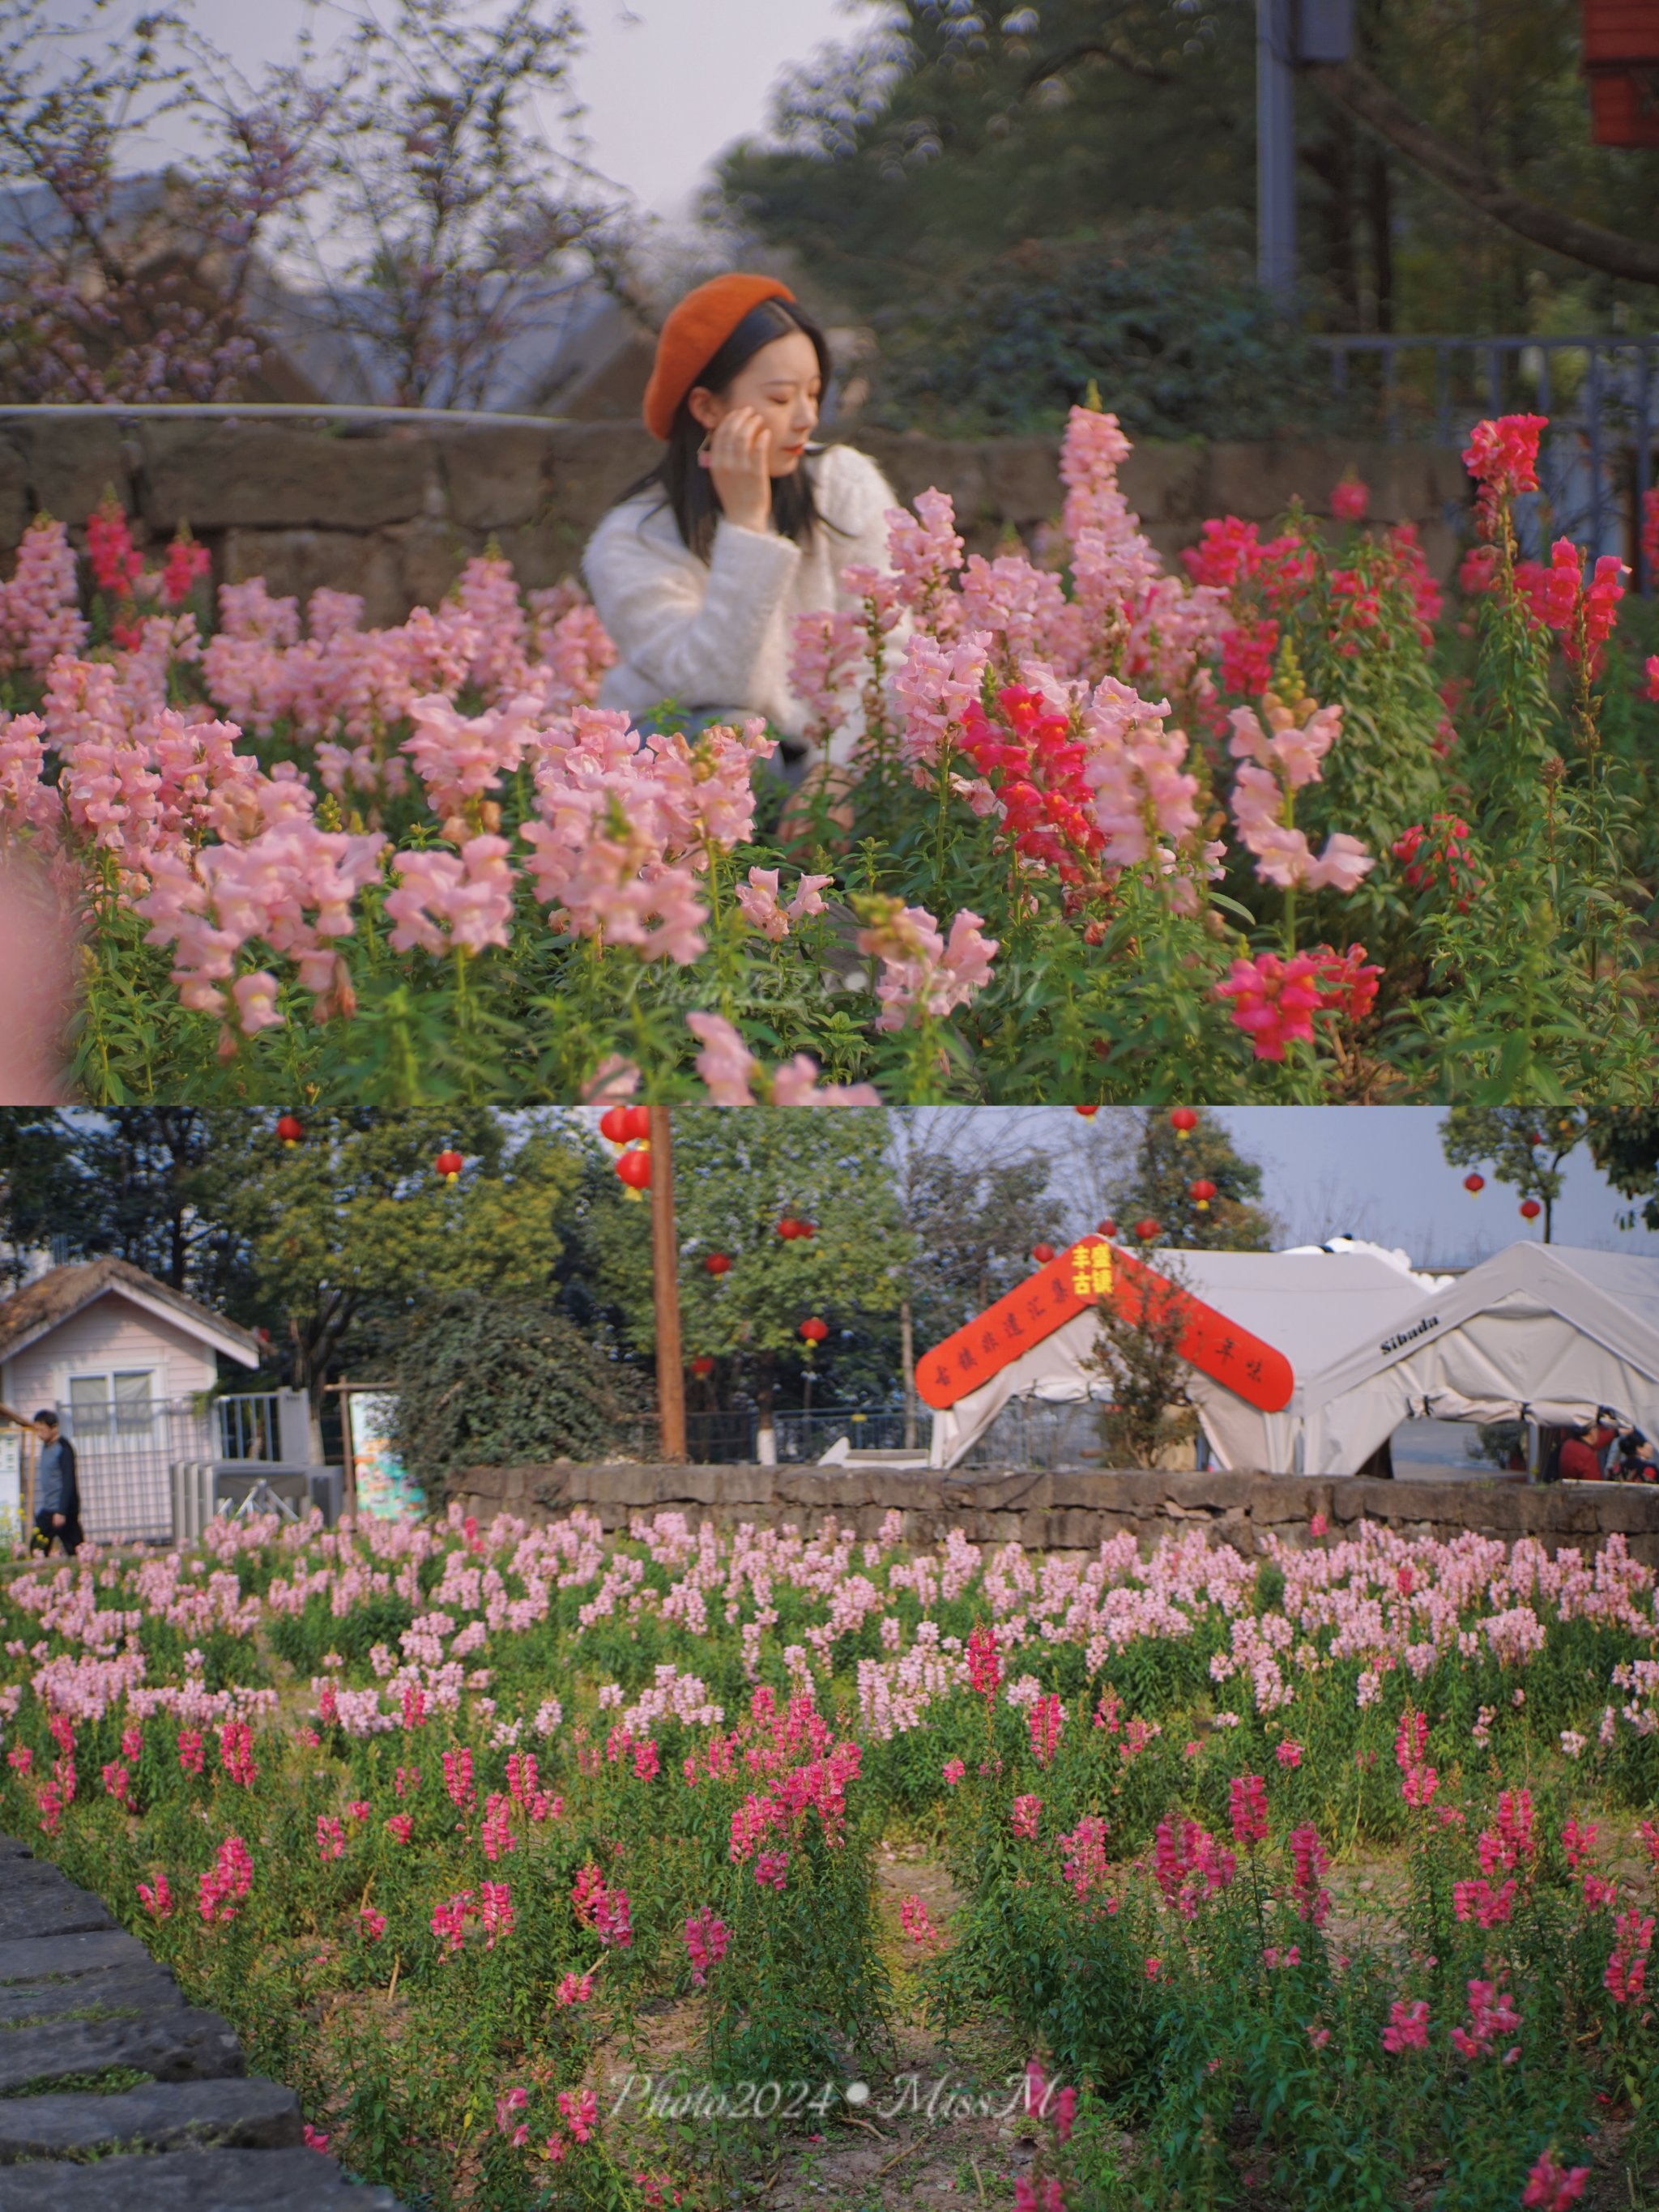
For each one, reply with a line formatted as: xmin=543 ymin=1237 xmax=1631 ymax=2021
xmin=642 ymin=274 xmax=798 ymax=442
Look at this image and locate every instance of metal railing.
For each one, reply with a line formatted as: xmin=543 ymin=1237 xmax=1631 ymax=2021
xmin=1315 ymin=331 xmax=1657 ymax=588
xmin=58 ymin=1397 xmax=214 ymax=1544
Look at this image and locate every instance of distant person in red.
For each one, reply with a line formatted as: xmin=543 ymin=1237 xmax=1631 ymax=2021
xmin=1558 ymin=1416 xmax=1618 ymax=1481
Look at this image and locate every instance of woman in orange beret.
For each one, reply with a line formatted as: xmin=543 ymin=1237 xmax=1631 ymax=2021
xmin=582 ymin=275 xmax=900 ymax=777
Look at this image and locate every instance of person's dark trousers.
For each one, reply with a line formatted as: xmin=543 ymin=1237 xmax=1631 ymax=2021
xmin=31 ymin=1510 xmax=81 ymax=1557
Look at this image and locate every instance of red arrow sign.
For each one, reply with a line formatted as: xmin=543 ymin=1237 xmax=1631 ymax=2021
xmin=915 ymin=1237 xmax=1293 ymax=1414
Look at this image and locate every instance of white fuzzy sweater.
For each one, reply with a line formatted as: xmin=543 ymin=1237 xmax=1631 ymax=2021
xmin=582 ymin=442 xmax=898 ymax=760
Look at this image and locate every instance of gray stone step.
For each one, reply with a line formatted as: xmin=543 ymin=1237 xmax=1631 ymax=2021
xmin=0 ymin=1882 xmax=114 ymax=1945
xmin=0 ymin=2073 xmax=301 ymax=2161
xmin=0 ymin=1963 xmax=186 ymax=2027
xmin=0 ymin=2146 xmax=404 ymax=2209
xmin=0 ymin=1929 xmax=151 ymax=1984
xmin=0 ymin=2005 xmax=242 ymax=2095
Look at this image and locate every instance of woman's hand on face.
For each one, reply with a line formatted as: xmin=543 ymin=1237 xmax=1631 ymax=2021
xmin=702 ymin=405 xmax=774 ymax=533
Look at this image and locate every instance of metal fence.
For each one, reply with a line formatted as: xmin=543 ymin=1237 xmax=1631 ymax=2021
xmin=1315 ymin=332 xmax=1657 ymax=587
xmin=54 ymin=1390 xmax=289 ymax=1545
xmin=617 ymin=1404 xmax=1102 ymax=1470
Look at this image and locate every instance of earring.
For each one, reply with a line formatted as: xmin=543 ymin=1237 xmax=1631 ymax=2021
xmin=696 ymin=430 xmax=713 ymax=468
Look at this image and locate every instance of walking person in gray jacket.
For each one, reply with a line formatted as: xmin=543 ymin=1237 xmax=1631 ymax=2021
xmin=13 ymin=1410 xmax=81 ymax=1556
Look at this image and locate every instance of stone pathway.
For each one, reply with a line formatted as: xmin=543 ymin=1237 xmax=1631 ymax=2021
xmin=0 ymin=1831 xmax=399 ymax=2208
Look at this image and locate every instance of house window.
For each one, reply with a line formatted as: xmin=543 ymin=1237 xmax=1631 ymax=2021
xmin=65 ymin=1371 xmax=156 ymax=1440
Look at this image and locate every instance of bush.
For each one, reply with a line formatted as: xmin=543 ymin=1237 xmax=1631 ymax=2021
xmin=866 ymin=219 xmax=1349 ymax=441
xmin=389 ymin=1292 xmax=645 ymax=1495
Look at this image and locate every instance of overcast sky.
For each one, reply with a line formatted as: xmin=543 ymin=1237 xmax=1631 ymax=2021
xmin=959 ymin=1109 xmax=1659 ymax=1268
xmin=175 ymin=0 xmax=855 ymax=215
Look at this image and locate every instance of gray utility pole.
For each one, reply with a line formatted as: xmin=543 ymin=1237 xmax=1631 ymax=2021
xmin=1257 ymin=0 xmax=1353 ymax=313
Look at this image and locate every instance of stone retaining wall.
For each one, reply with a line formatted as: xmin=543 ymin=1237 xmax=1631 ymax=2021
xmin=0 ymin=1832 xmax=399 ymax=2208
xmin=447 ymin=1461 xmax=1659 ymax=1567
xmin=0 ymin=415 xmax=1468 ymax=630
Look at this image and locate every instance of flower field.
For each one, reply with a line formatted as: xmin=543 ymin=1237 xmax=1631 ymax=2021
xmin=0 ymin=410 xmax=1656 ymax=1104
xmin=2 ymin=1505 xmax=1657 ymax=2208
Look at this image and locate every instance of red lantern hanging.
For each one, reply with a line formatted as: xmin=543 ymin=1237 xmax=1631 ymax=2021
xmin=616 ymin=1149 xmax=651 ymax=1191
xmin=797 ymin=1220 xmax=816 ymax=1238
xmin=1169 ymin=1108 xmax=1197 ymax=1138
xmin=705 ymin=1251 xmax=731 ymax=1276
xmin=275 ymin=1114 xmax=304 ymax=1146
xmin=434 ymin=1149 xmax=464 ymax=1183
xmin=690 ymin=1355 xmax=715 ymax=1378
xmin=598 ymin=1106 xmax=629 ymax=1144
xmin=621 ymin=1104 xmax=651 ymax=1144
xmin=777 ymin=1217 xmax=800 ymax=1240
xmin=1074 ymin=1105 xmax=1098 ymax=1118
xmin=1031 ymin=1242 xmax=1056 ymax=1264
xmin=1098 ymin=1219 xmax=1117 ymax=1237
xmin=1189 ymin=1178 xmax=1217 ymax=1211
xmin=1520 ymin=1198 xmax=1542 ymax=1221
xmin=799 ymin=1315 xmax=830 ymax=1345
xmin=1134 ymin=1218 xmax=1161 ymax=1242
xmin=1463 ymin=1172 xmax=1486 ymax=1194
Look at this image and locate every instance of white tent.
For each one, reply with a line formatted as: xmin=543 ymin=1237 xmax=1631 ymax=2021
xmin=1301 ymin=1244 xmax=1659 ymax=1475
xmin=928 ymin=1242 xmax=1446 ymax=1471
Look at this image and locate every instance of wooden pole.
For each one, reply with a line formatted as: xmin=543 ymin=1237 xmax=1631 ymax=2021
xmin=649 ymin=1106 xmax=686 ymax=1462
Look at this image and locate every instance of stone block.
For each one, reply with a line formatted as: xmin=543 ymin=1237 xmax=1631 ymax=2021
xmin=0 ymin=1878 xmax=113 ymax=1945
xmin=0 ymin=437 xmax=30 ymax=545
xmin=433 ymin=424 xmax=559 ymax=530
xmin=1120 ymin=443 xmax=1209 ymax=528
xmin=0 ymin=2073 xmax=300 ymax=2161
xmin=387 ymin=517 xmax=474 ymax=616
xmin=0 ymin=2005 xmax=242 ymax=2095
xmin=0 ymin=1930 xmax=151 ymax=1984
xmin=12 ymin=417 xmax=133 ymax=526
xmin=139 ymin=422 xmax=434 ymax=532
xmin=220 ymin=529 xmax=404 ymax=629
xmin=541 ymin=423 xmax=659 ymax=544
xmin=0 ymin=1963 xmax=184 ymax=2027
xmin=0 ymin=2146 xmax=404 ymax=2210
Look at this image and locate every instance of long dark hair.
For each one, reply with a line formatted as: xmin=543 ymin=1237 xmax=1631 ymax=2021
xmin=624 ymin=297 xmax=839 ymax=563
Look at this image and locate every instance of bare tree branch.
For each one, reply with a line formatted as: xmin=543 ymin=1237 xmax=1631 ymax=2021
xmin=1313 ymin=57 xmax=1659 ymax=289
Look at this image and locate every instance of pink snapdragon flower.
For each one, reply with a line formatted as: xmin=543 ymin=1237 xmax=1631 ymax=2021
xmin=1381 ymin=1997 xmax=1429 ymax=2053
xmin=855 ymin=897 xmax=998 ymax=1031
xmin=684 ymin=1011 xmax=881 ymax=1106
xmin=384 ymin=835 xmax=514 ymax=957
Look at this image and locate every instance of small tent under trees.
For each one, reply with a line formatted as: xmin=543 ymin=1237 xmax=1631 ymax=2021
xmin=923 ymin=1241 xmax=1448 ymax=1473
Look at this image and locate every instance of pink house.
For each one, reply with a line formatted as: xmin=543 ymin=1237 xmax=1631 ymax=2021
xmin=0 ymin=1259 xmax=262 ymax=1541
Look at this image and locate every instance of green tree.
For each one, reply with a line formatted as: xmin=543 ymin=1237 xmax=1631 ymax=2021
xmin=1440 ymin=1106 xmax=1584 ymax=1241
xmin=588 ymin=1110 xmax=906 ymax=1457
xmin=1083 ymin=1250 xmax=1199 ymax=1468
xmin=388 ymin=1290 xmax=644 ymax=1499
xmin=0 ymin=1108 xmax=247 ymax=1294
xmin=1584 ymin=1109 xmax=1659 ymax=1231
xmin=201 ymin=1109 xmax=585 ymax=1419
xmin=1078 ymin=1107 xmax=1276 ymax=1251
